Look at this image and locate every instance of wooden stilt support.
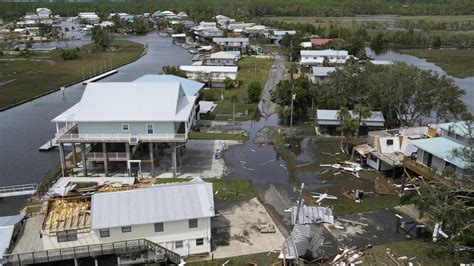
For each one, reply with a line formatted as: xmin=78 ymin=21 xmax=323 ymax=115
xmin=149 ymin=143 xmax=155 ymax=177
xmin=125 ymin=143 xmax=131 ymax=176
xmin=59 ymin=143 xmax=66 ymax=177
xmin=102 ymin=143 xmax=109 ymax=177
xmin=81 ymin=143 xmax=88 ymax=177
xmin=172 ymin=143 xmax=177 ymax=178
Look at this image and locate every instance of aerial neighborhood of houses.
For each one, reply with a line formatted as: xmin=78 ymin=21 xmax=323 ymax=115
xmin=1 ymin=5 xmax=473 ymax=266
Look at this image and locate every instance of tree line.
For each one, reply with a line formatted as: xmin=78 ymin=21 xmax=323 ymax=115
xmin=1 ymin=0 xmax=474 ymax=21
xmin=271 ymin=61 xmax=467 ymax=129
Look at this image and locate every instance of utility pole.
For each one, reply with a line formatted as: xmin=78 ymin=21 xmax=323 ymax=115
xmin=290 ymin=87 xmax=295 ymax=142
xmin=232 ymin=96 xmax=236 ymax=135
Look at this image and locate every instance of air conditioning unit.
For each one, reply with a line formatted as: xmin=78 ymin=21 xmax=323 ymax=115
xmin=129 ymin=135 xmax=139 ymax=145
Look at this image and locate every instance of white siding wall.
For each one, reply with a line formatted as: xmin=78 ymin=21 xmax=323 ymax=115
xmin=41 ymin=218 xmax=211 ymax=256
xmin=78 ymin=122 xmax=176 ymax=135
xmin=96 ymin=218 xmax=211 ymax=256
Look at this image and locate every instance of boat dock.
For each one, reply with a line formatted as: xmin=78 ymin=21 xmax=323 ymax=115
xmin=0 ymin=183 xmax=38 ymax=198
xmin=82 ymin=69 xmax=118 ymax=85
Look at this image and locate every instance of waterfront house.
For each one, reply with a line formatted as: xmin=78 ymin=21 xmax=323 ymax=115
xmin=212 ymin=37 xmax=249 ymax=52
xmin=311 ymin=66 xmax=336 ymax=83
xmin=4 ymin=178 xmax=213 ymax=265
xmin=204 ymin=51 xmax=240 ymax=66
xmin=89 ymin=178 xmax=214 ymax=256
xmin=300 ymin=49 xmax=350 ymax=71
xmin=179 ymin=65 xmax=238 ymax=87
xmin=409 ymin=121 xmax=473 ymax=179
xmin=0 ymin=214 xmax=24 ymax=264
xmin=52 ymin=79 xmax=197 ymax=178
xmin=171 ymin=33 xmax=186 ymax=44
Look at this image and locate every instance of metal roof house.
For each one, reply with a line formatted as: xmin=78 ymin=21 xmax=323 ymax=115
xmin=52 ymin=79 xmax=198 ymax=178
xmin=0 ymin=214 xmax=24 ymax=265
xmin=212 ymin=37 xmax=249 ymax=51
xmin=300 ymin=49 xmax=350 ymax=70
xmin=179 ymin=65 xmax=238 ymax=87
xmin=90 ymin=177 xmax=215 ymax=256
xmin=409 ymin=121 xmax=473 ymax=179
xmin=311 ymin=66 xmax=336 ymax=83
xmin=204 ymin=51 xmax=240 ymax=66
xmin=4 ymin=179 xmax=212 ymax=265
xmin=316 ymin=109 xmax=385 ymax=127
xmin=411 ymin=137 xmax=472 ymax=179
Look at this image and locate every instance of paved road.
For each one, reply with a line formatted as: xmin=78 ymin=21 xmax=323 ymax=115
xmin=259 ymin=54 xmax=286 ymax=117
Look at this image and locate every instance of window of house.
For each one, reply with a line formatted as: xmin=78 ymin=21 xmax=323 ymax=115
xmin=121 ymin=226 xmax=132 ymax=233
xmin=386 ymin=139 xmax=394 ymax=146
xmin=189 ymin=218 xmax=198 ymax=228
xmin=196 ymin=238 xmax=204 ymax=246
xmin=57 ymin=230 xmax=78 ymax=243
xmin=99 ymin=228 xmax=110 ymax=238
xmin=147 ymin=124 xmax=154 ymax=134
xmin=175 ymin=240 xmax=183 ymax=249
xmin=154 ymin=222 xmax=164 ymax=232
xmin=122 ymin=124 xmax=129 ymax=131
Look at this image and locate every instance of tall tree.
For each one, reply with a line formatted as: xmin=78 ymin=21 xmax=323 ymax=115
xmin=337 ymin=107 xmax=358 ymax=153
xmin=91 ymin=26 xmax=113 ymax=51
xmin=353 ymin=104 xmax=372 ymax=136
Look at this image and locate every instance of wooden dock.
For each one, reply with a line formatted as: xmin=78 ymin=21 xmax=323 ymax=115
xmin=0 ymin=183 xmax=38 ymax=198
xmin=39 ymin=138 xmax=58 ymax=151
xmin=82 ymin=69 xmax=118 ymax=85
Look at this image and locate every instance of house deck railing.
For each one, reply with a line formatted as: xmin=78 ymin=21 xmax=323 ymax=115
xmin=86 ymin=152 xmax=128 ymax=161
xmin=3 ymin=239 xmax=181 ymax=265
xmin=56 ymin=133 xmax=187 ymax=143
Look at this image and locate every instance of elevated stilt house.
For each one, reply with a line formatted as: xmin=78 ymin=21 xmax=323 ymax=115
xmin=52 ymin=77 xmax=203 ymax=178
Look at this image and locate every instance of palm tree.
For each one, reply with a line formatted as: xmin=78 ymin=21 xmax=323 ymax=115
xmin=353 ymin=104 xmax=372 ymax=136
xmin=288 ymin=63 xmax=298 ymax=80
xmin=337 ymin=107 xmax=358 ymax=153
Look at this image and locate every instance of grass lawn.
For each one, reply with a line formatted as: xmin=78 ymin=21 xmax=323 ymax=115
xmin=365 ymin=238 xmax=470 ymax=265
xmin=155 ymin=177 xmax=256 ymax=202
xmin=398 ymin=48 xmax=474 ymax=78
xmin=0 ymin=40 xmax=144 ymax=109
xmin=206 ymin=57 xmax=273 ymax=121
xmin=188 ymin=251 xmax=279 ymax=266
xmin=189 ymin=131 xmax=249 ymax=141
xmin=330 ymin=195 xmax=401 ymax=216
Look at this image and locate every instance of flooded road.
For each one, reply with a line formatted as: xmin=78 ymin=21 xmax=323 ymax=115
xmin=0 ymin=33 xmax=193 ymax=215
xmin=366 ymin=48 xmax=474 ymax=113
